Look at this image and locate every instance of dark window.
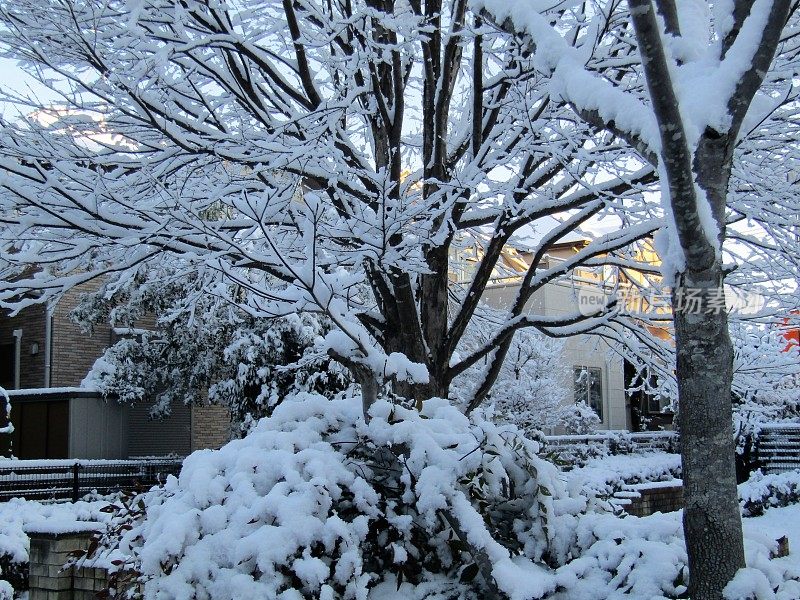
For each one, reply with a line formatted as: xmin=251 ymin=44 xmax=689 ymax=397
xmin=647 ymin=393 xmax=671 ymax=413
xmin=0 ymin=344 xmax=14 ymax=390
xmin=574 ymin=366 xmax=603 ymax=420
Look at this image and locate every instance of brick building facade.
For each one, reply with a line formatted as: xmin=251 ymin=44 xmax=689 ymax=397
xmin=1 ymin=285 xmax=232 ymax=459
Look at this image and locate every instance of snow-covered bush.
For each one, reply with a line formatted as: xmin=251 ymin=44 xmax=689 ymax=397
xmin=739 ymin=470 xmax=800 ymax=517
xmin=553 ymin=506 xmax=800 ymax=600
xmin=87 ymin=393 xmax=585 ymax=599
xmin=564 ymin=453 xmax=683 ymax=502
xmin=564 ymin=456 xmax=800 ymax=519
xmin=545 ymin=431 xmax=680 ymax=468
xmin=80 ymin=276 xmax=351 ymax=432
xmin=559 ymin=403 xmax=601 ymax=436
xmin=451 ymin=321 xmax=569 ymax=435
xmin=0 ymin=553 xmax=25 ymax=597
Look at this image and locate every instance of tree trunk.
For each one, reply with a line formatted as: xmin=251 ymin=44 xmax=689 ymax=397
xmin=670 ymin=138 xmax=746 ymax=600
xmin=359 ymin=373 xmax=380 ymax=422
xmin=673 ymin=265 xmax=745 ymax=600
xmin=392 ymin=375 xmax=450 ymax=409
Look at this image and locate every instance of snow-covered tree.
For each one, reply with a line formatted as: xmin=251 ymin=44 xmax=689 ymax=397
xmin=3 ymin=2 xmax=799 ymax=594
xmin=0 ymin=0 xmax=664 ymax=421
xmin=730 ymin=322 xmax=800 ymax=477
xmin=476 ymin=1 xmax=799 ymax=597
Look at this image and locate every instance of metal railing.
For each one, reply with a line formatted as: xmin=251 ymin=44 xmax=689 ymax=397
xmin=0 ymin=458 xmax=183 ymax=502
xmin=544 ymin=430 xmax=679 ymax=454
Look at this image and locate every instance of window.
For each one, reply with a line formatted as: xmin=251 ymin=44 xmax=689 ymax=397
xmin=574 ymin=366 xmax=603 ymax=420
xmin=647 ymin=393 xmax=671 ymax=414
xmin=0 ymin=344 xmax=14 ymax=391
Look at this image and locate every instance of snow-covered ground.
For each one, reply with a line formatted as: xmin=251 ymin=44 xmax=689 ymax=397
xmin=744 ymin=503 xmax=800 ymax=553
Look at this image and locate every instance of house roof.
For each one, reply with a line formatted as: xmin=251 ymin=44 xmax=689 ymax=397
xmin=506 ymin=217 xmax=589 ymax=252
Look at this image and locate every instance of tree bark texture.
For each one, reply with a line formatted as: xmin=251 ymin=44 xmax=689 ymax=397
xmin=673 ymin=266 xmax=744 ymax=600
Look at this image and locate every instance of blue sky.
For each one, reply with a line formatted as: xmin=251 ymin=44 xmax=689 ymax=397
xmin=0 ymin=57 xmax=59 ymax=118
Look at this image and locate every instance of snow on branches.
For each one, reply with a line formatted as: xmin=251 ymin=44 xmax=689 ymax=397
xmin=0 ymin=0 xmax=663 ymax=409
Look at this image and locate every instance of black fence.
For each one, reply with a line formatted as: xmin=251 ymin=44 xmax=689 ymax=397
xmin=0 ymin=458 xmax=184 ymax=502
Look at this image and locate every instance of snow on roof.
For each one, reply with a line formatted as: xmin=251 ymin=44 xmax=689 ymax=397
xmin=506 ymin=217 xmax=588 ymax=252
xmin=4 ymin=387 xmax=97 ymax=396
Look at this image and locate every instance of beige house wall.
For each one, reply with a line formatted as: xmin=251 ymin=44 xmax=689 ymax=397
xmin=482 ymin=279 xmax=630 ymax=432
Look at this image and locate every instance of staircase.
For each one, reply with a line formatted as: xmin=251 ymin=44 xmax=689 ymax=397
xmin=757 ymin=424 xmax=800 ymax=474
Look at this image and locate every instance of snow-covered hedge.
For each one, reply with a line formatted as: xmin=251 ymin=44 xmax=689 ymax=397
xmin=567 ymin=456 xmax=800 ymax=520
xmin=544 ymin=431 xmax=679 ymax=467
xmin=564 ymin=453 xmax=683 ymax=502
xmin=88 ymin=393 xmax=585 ymax=599
xmin=740 ymin=470 xmax=800 ymax=517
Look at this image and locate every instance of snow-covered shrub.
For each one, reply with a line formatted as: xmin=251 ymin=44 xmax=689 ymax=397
xmin=87 ymin=393 xmax=585 ymax=599
xmin=81 ymin=276 xmax=351 ymax=432
xmin=566 ymin=457 xmax=800 ymax=519
xmin=549 ymin=510 xmax=690 ymax=598
xmin=560 ymin=402 xmax=601 ymax=435
xmin=0 ymin=553 xmax=25 ymax=596
xmin=723 ymin=514 xmax=800 ymax=600
xmin=206 ymin=315 xmax=351 ymax=433
xmin=546 ymin=430 xmax=680 ymax=468
xmin=543 ymin=439 xmax=609 ymax=468
xmin=564 ymin=453 xmax=683 ymax=501
xmin=551 ymin=506 xmax=800 ymax=600
xmin=739 ymin=470 xmax=800 ymax=517
xmin=451 ymin=321 xmax=569 ymax=434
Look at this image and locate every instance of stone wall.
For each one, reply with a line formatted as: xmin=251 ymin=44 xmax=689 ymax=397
xmin=72 ymin=565 xmax=109 ymax=600
xmin=28 ymin=529 xmax=107 ymax=600
xmin=623 ymin=482 xmax=683 ymax=517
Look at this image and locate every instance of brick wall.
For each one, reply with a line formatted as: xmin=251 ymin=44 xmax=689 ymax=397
xmin=624 ymin=483 xmax=683 ymax=517
xmin=28 ymin=529 xmax=107 ymax=600
xmin=0 ymin=304 xmax=48 ymax=389
xmin=191 ymin=404 xmax=232 ymax=451
xmin=50 ymin=284 xmax=114 ymax=388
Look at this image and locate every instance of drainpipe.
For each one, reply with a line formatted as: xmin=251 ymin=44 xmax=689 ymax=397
xmin=11 ymin=329 xmax=21 ymax=390
xmin=44 ymin=309 xmax=53 ymax=388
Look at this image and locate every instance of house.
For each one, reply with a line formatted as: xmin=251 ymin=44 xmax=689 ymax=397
xmin=0 ymin=283 xmax=230 ymax=460
xmin=467 ymin=223 xmax=674 ymax=433
xmin=476 ymin=243 xmax=630 ymax=432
